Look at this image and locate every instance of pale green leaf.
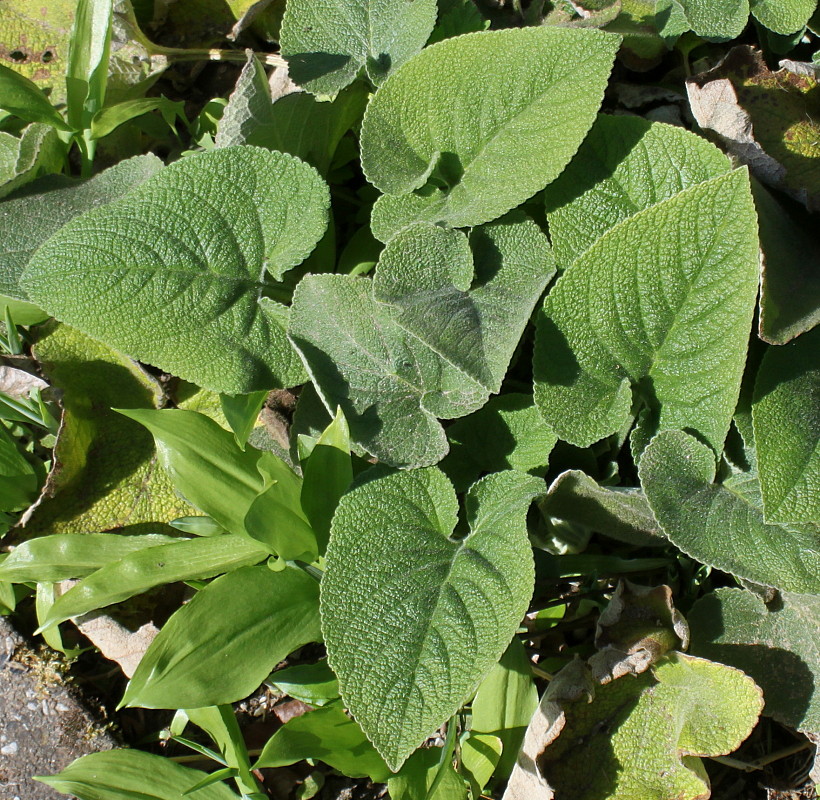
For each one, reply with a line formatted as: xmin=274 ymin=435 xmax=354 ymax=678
xmin=0 ymin=155 xmax=163 ymax=303
xmin=290 ymin=214 xmax=552 ymax=468
xmin=689 ymin=587 xmax=820 ymax=731
xmin=0 ymin=63 xmax=70 ymax=130
xmin=254 ymin=701 xmax=391 ymax=781
xmin=216 ymin=53 xmax=368 ymax=176
xmin=520 ymin=653 xmax=762 ymax=800
xmin=361 ymin=27 xmax=618 ymax=230
xmin=428 ymin=0 xmax=488 ymax=45
xmin=679 ymin=0 xmax=749 ymax=39
xmin=123 ymin=565 xmax=321 ymax=709
xmin=39 ymin=535 xmax=269 ymax=629
xmin=23 ymin=323 xmax=196 ymax=536
xmin=544 ymin=115 xmax=730 ymax=268
xmin=37 ymin=749 xmax=240 ymax=800
xmin=89 ymin=98 xmax=167 ymax=139
xmin=471 ymin=637 xmax=538 ymax=782
xmin=534 ymin=169 xmax=759 ymax=454
xmin=322 ymin=468 xmax=543 ymax=770
xmin=0 ymin=123 xmax=63 ymax=200
xmin=65 ymin=0 xmax=113 ymax=129
xmin=280 ymin=0 xmax=437 ymax=95
xmin=753 ymin=328 xmax=820 ymax=524
xmin=540 ymin=470 xmax=663 ymax=547
xmin=23 ymin=146 xmax=329 ymax=393
xmin=750 ymin=0 xmax=817 ymax=34
xmin=220 ymin=390 xmax=268 ymax=449
xmin=0 ymin=533 xmax=179 ymax=582
xmin=460 ymin=734 xmax=502 ymax=798
xmin=640 ymin=429 xmax=820 ymax=593
xmin=0 ymin=423 xmax=37 ymax=511
xmin=387 ymin=746 xmax=468 ymax=800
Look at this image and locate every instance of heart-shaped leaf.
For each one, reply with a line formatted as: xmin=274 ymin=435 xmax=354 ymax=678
xmin=290 ymin=214 xmax=552 ymax=468
xmin=23 ymin=146 xmax=329 ymax=393
xmin=321 ymin=467 xmax=543 ymax=770
xmin=534 ymin=169 xmax=759 ymax=455
xmin=280 ymin=0 xmax=437 ymax=96
xmin=362 ymin=27 xmax=618 ymax=232
xmin=640 ymin=429 xmax=820 ymax=593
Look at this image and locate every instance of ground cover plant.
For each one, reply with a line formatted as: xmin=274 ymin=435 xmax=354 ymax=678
xmin=0 ymin=0 xmax=819 ymax=798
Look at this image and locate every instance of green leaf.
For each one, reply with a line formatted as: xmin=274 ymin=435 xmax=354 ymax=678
xmin=540 ymin=470 xmax=663 ymax=547
xmin=640 ymin=429 xmax=820 ymax=593
xmin=0 ymin=533 xmax=179 ymax=582
xmin=689 ymin=587 xmax=820 ymax=731
xmin=23 ymin=146 xmax=329 ymax=393
xmin=753 ymin=327 xmax=820 ymax=524
xmin=0 ymin=123 xmax=63 ymax=200
xmin=279 ymin=0 xmax=438 ymax=96
xmin=290 ymin=213 xmax=553 ymax=468
xmin=22 ymin=322 xmax=195 ymax=536
xmin=322 ymin=468 xmax=543 ymax=770
xmin=269 ymin=659 xmax=340 ymax=707
xmin=441 ymin=394 xmax=557 ymax=493
xmin=254 ymin=701 xmax=391 ymax=781
xmin=216 ymin=53 xmax=369 ymax=176
xmin=506 ymin=653 xmax=762 ymax=800
xmin=220 ymin=390 xmax=268 ymax=450
xmin=123 ymin=565 xmax=321 ymax=709
xmin=460 ymin=733 xmax=502 ymax=798
xmin=89 ymin=98 xmax=168 ymax=139
xmin=750 ymin=0 xmax=817 ymax=34
xmin=0 ymin=423 xmax=38 ymax=511
xmin=387 ymin=746 xmax=468 ymax=800
xmin=428 ymin=0 xmax=488 ymax=45
xmin=471 ymin=637 xmax=538 ymax=783
xmin=0 ymin=63 xmax=70 ymax=130
xmin=679 ymin=0 xmax=749 ymax=39
xmin=534 ymin=169 xmax=760 ymax=454
xmin=0 ymin=155 xmax=164 ymax=303
xmin=300 ymin=408 xmax=353 ymax=553
xmin=65 ymin=0 xmax=113 ymax=130
xmin=753 ymin=182 xmax=820 ymax=345
xmin=39 ymin=535 xmax=269 ymax=629
xmin=37 ymin=749 xmax=240 ymax=800
xmin=117 ymin=409 xmax=268 ymax=538
xmin=544 ymin=115 xmax=730 ymax=268
xmin=361 ymin=27 xmax=618 ymax=231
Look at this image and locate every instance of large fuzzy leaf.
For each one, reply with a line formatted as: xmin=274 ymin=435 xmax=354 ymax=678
xmin=640 ymin=429 xmax=820 ymax=594
xmin=534 ymin=169 xmax=759 ymax=455
xmin=362 ymin=27 xmax=618 ymax=231
xmin=321 ymin=467 xmax=543 ymax=771
xmin=544 ymin=115 xmax=730 ymax=268
xmin=689 ymin=588 xmax=820 ymax=732
xmin=23 ymin=146 xmax=329 ymax=393
xmin=280 ymin=0 xmax=438 ymax=96
xmin=290 ymin=214 xmax=552 ymax=468
xmin=752 ymin=327 xmax=820 ymax=524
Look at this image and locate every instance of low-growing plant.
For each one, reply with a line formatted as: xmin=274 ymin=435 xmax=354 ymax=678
xmin=0 ymin=0 xmax=819 ymax=798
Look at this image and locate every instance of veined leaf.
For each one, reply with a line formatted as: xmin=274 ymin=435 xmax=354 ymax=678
xmin=640 ymin=429 xmax=820 ymax=593
xmin=322 ymin=467 xmax=543 ymax=770
xmin=290 ymin=214 xmax=553 ymax=468
xmin=0 ymin=155 xmax=164 ymax=304
xmin=0 ymin=123 xmax=63 ymax=200
xmin=544 ymin=115 xmax=730 ymax=268
xmin=0 ymin=533 xmax=178 ymax=582
xmin=254 ymin=701 xmax=392 ymax=781
xmin=752 ymin=327 xmax=820 ymax=524
xmin=750 ymin=0 xmax=817 ymax=34
xmin=123 ymin=565 xmax=321 ymax=709
xmin=689 ymin=587 xmax=820 ymax=731
xmin=534 ymin=169 xmax=759 ymax=455
xmin=38 ymin=749 xmax=239 ymax=800
xmin=39 ymin=535 xmax=269 ymax=629
xmin=679 ymin=0 xmax=749 ymax=39
xmin=361 ymin=27 xmax=618 ymax=230
xmin=23 ymin=146 xmax=329 ymax=393
xmin=280 ymin=0 xmax=437 ymax=96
